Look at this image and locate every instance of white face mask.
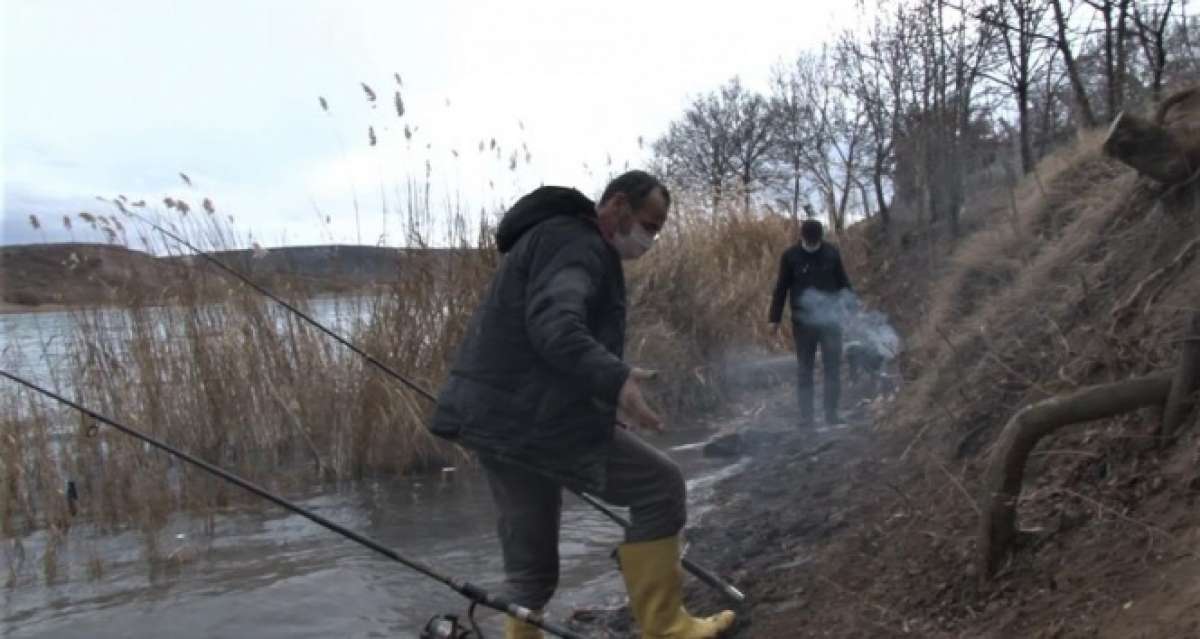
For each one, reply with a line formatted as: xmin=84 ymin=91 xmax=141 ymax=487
xmin=801 ymin=240 xmax=821 ymax=253
xmin=612 ymin=222 xmax=656 ymax=260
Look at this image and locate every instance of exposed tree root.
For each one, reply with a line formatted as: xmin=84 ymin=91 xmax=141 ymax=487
xmin=1109 ymin=235 xmax=1200 ymax=333
xmin=977 ymin=370 xmax=1175 ymax=577
xmin=1162 ymin=313 xmax=1200 ymax=441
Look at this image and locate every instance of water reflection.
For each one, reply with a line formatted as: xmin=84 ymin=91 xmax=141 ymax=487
xmin=3 ymin=428 xmax=734 ymax=639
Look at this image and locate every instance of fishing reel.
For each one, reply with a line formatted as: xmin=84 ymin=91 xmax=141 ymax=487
xmin=420 ymin=604 xmax=484 ymax=639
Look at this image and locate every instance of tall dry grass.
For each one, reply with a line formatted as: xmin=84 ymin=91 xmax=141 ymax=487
xmin=627 ymin=204 xmax=798 ymax=414
xmin=1 ymin=181 xmax=800 ymax=585
xmin=0 ymin=192 xmax=495 ymax=580
xmin=0 ymin=74 xmax=811 ymax=586
xmin=880 ymin=121 xmax=1200 ymax=466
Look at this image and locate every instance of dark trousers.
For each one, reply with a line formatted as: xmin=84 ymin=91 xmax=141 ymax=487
xmin=480 ymin=428 xmax=686 ymax=609
xmin=792 ymin=321 xmax=842 ymax=424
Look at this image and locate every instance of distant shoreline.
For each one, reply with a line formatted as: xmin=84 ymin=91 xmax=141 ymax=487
xmin=0 ymin=301 xmax=78 ymax=315
xmin=1 ymin=242 xmax=470 ymax=316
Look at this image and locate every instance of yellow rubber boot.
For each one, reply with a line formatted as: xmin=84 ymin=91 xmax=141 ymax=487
xmin=504 ymin=615 xmax=543 ymax=639
xmin=618 ymin=536 xmax=735 ymax=638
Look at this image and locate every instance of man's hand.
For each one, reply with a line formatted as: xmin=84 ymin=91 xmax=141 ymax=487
xmin=617 ymin=368 xmax=663 ymax=433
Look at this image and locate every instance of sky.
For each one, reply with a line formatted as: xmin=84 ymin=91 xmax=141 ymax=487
xmin=2 ymin=0 xmax=854 ymax=249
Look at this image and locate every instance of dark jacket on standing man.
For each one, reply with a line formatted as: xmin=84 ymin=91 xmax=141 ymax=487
xmin=768 ymin=242 xmax=852 ymax=325
xmin=429 ymin=186 xmax=630 ymax=492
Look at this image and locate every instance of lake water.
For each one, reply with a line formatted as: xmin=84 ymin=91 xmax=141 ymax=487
xmin=1 ymin=305 xmax=743 ymax=638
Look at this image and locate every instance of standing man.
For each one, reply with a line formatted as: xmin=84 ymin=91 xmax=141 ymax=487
xmin=768 ymin=218 xmax=853 ymax=428
xmin=430 ymin=171 xmax=734 ymax=639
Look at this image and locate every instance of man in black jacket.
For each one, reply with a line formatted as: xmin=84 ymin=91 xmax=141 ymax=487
xmin=430 ymin=171 xmax=734 ymax=639
xmin=768 ymin=218 xmax=853 ymax=428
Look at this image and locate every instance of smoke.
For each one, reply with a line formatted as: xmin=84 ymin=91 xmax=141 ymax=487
xmin=796 ymin=289 xmax=901 ymax=358
xmin=795 ymin=289 xmax=848 ymax=329
xmin=712 ymin=290 xmax=901 ymax=394
xmin=717 ymin=345 xmax=794 ymax=385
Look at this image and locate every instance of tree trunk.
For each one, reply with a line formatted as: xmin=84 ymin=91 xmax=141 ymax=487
xmin=1153 ymin=36 xmax=1167 ymax=99
xmin=1115 ymin=0 xmax=1132 ymax=113
xmin=1050 ymin=0 xmax=1098 ymax=128
xmin=1039 ymin=66 xmax=1059 ymax=158
xmin=1135 ymin=1 xmax=1174 ymax=101
xmin=791 ymin=167 xmax=802 ymax=222
xmin=1103 ymin=2 xmax=1117 ymax=120
xmin=1018 ymin=80 xmax=1034 ymax=173
xmin=873 ymin=150 xmax=890 ymax=229
xmin=741 ymin=172 xmax=752 ymax=213
xmin=1102 ymin=111 xmax=1197 ymax=184
xmin=836 ymin=176 xmax=853 ymax=232
xmin=978 ymin=371 xmax=1175 ymax=577
xmin=835 ymin=133 xmax=861 ymax=232
xmin=952 ymin=87 xmax=974 ymax=237
xmin=824 ymin=190 xmax=839 ymax=233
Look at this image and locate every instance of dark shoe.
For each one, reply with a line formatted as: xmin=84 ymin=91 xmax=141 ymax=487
xmin=825 ymin=414 xmax=846 ymax=427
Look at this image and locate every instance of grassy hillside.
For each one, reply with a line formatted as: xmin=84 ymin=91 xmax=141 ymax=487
xmin=690 ymin=95 xmax=1200 ymax=638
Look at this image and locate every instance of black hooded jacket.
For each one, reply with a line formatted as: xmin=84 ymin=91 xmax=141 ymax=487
xmin=768 ymin=242 xmax=852 ymax=325
xmin=429 ymin=186 xmax=629 ymax=491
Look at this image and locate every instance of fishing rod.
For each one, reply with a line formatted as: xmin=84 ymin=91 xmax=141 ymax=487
xmin=125 ymin=209 xmax=744 ymax=604
xmin=0 ymin=370 xmax=581 ymax=639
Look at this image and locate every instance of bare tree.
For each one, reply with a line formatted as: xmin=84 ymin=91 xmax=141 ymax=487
xmin=653 ymin=98 xmax=734 ymax=210
xmin=1179 ymin=0 xmax=1199 ymax=72
xmin=1083 ymin=0 xmax=1135 ymax=118
xmin=782 ymin=49 xmax=870 ymax=233
xmin=883 ymin=0 xmax=997 ymax=233
xmin=1049 ymin=0 xmax=1099 ymax=127
xmin=768 ymin=64 xmax=815 ymax=224
xmin=988 ymin=0 xmax=1053 ymax=173
xmin=731 ymin=88 xmax=776 ymax=210
xmin=653 ymin=78 xmax=774 ymax=213
xmin=835 ymin=3 xmax=920 ymax=230
xmin=942 ymin=0 xmax=996 ymax=234
xmin=1131 ymin=0 xmax=1176 ymax=99
xmin=1032 ymin=49 xmax=1073 ymax=156
xmin=648 ymin=0 xmax=1189 ymax=238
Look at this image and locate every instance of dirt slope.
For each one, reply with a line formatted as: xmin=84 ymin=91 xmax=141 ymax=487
xmin=699 ymin=102 xmax=1200 ymax=637
xmin=576 ymin=94 xmax=1200 ymax=638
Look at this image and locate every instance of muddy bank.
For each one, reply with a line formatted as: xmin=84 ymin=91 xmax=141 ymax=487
xmin=572 ymin=376 xmax=1200 ymax=638
xmin=569 ymin=383 xmax=895 ymax=638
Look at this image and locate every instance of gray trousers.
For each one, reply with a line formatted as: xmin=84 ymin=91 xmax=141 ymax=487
xmin=793 ymin=321 xmax=842 ymax=423
xmin=480 ymin=428 xmax=687 ymax=610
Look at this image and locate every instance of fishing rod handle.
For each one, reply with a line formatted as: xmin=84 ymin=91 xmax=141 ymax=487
xmin=680 ymin=556 xmax=745 ymax=604
xmin=526 ymin=615 xmax=586 ymax=639
xmin=505 ymin=604 xmax=587 ymax=639
xmin=458 ymin=583 xmax=587 ymax=639
xmin=506 ymin=605 xmax=586 ymax=638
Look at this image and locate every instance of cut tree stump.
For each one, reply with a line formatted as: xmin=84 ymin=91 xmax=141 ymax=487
xmin=1103 ymin=111 xmax=1197 ymax=184
xmin=977 ymin=371 xmax=1175 ymax=578
xmin=1163 ymin=313 xmax=1200 ymax=441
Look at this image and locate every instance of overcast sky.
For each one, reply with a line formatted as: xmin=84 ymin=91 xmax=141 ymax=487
xmin=2 ymin=0 xmax=853 ymax=249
